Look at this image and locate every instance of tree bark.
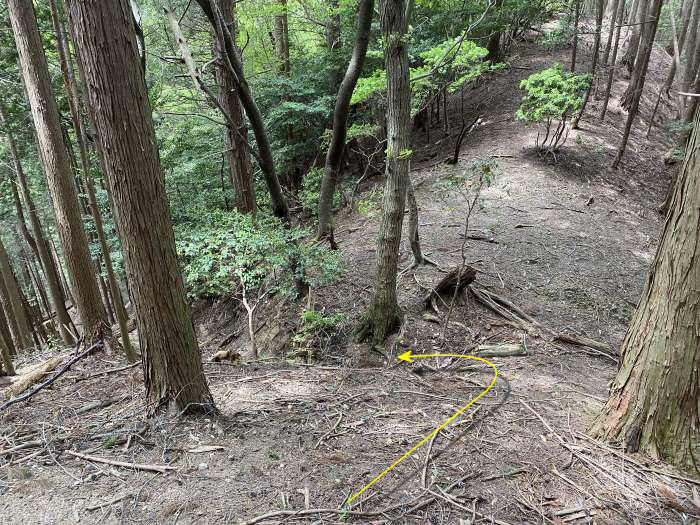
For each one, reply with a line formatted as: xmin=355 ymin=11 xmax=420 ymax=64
xmin=273 ymin=0 xmax=291 ymax=74
xmin=680 ymin=0 xmax=700 ymax=98
xmin=601 ymin=0 xmax=621 ymax=65
xmin=612 ymin=0 xmax=662 ymax=168
xmin=195 ymin=0 xmax=289 ymax=221
xmin=572 ymin=0 xmax=604 ymax=128
xmin=50 ymin=0 xmax=136 ymax=361
xmin=571 ymin=0 xmax=581 ymax=72
xmin=600 ymin=0 xmax=626 ymax=120
xmin=0 ymin=305 xmax=15 ymax=375
xmin=355 ymin=0 xmax=412 ymax=346
xmin=0 ymin=238 xmax=33 ymax=352
xmin=0 ymin=106 xmax=75 ymax=345
xmin=620 ymin=0 xmax=646 ymax=74
xmin=317 ymin=0 xmax=375 ymax=239
xmin=591 ymin=106 xmax=700 ymax=475
xmin=65 ymin=0 xmax=214 ymax=413
xmin=7 ymin=0 xmax=108 ymax=345
xmin=213 ymin=0 xmax=256 ymax=215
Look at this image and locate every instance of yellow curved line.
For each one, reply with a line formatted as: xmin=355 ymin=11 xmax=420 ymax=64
xmin=347 ymin=354 xmax=498 ymax=505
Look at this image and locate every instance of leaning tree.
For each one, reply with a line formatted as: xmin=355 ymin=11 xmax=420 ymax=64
xmin=591 ymin=107 xmax=700 ymax=474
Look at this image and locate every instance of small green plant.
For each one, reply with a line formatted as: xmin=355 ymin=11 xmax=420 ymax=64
xmin=357 ymin=186 xmax=383 ymax=216
xmin=291 ymin=309 xmax=346 ymax=360
xmin=516 ymin=64 xmax=590 ymax=155
xmin=298 ymin=167 xmax=341 ymax=217
xmin=537 ymin=15 xmax=576 ymax=48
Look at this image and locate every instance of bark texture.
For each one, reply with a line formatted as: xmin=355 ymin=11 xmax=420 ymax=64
xmin=214 ymin=0 xmax=255 ymax=214
xmin=0 ymin=238 xmax=33 ymax=352
xmin=317 ymin=0 xmax=375 ymax=239
xmin=7 ymin=0 xmax=107 ymax=343
xmin=50 ymin=0 xmax=136 ymax=361
xmin=356 ymin=0 xmax=412 ymax=346
xmin=591 ymin=107 xmax=700 ymax=474
xmin=65 ymin=0 xmax=214 ymax=413
xmin=572 ymin=0 xmax=604 ymax=128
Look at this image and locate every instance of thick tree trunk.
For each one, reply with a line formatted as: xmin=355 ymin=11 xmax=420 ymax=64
xmin=0 ymin=106 xmax=75 ymax=345
xmin=486 ymin=0 xmax=505 ymax=63
xmin=0 ymin=239 xmax=33 ymax=353
xmin=591 ymin=107 xmax=700 ymax=474
xmin=195 ymin=0 xmax=289 ymax=221
xmin=51 ymin=0 xmax=136 ymax=361
xmin=7 ymin=0 xmax=107 ymax=345
xmin=317 ymin=0 xmax=375 ymax=239
xmin=600 ymin=0 xmax=626 ymax=120
xmin=355 ymin=0 xmax=412 ymax=346
xmin=65 ymin=0 xmax=214 ymax=413
xmin=572 ymin=0 xmax=604 ymax=128
xmin=612 ymin=0 xmax=662 ymax=168
xmin=214 ymin=0 xmax=255 ymax=214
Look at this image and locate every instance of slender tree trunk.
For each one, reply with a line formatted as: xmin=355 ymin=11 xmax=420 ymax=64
xmin=663 ymin=0 xmax=696 ymax=95
xmin=317 ymin=0 xmax=375 ymax=239
xmin=591 ymin=106 xmax=700 ymax=475
xmin=572 ymin=0 xmax=605 ymax=128
xmin=620 ymin=0 xmax=646 ymax=74
xmin=0 ymin=305 xmax=15 ymax=375
xmin=7 ymin=0 xmax=108 ymax=345
xmin=680 ymin=0 xmax=700 ymax=98
xmin=486 ymin=0 xmax=505 ymax=63
xmin=65 ymin=0 xmax=214 ymax=413
xmin=600 ymin=0 xmax=626 ymax=120
xmin=195 ymin=0 xmax=289 ymax=221
xmin=325 ymin=0 xmax=343 ymax=90
xmin=273 ymin=0 xmax=291 ymax=74
xmin=0 ymin=238 xmax=33 ymax=352
xmin=214 ymin=0 xmax=255 ymax=214
xmin=355 ymin=0 xmax=412 ymax=346
xmin=51 ymin=0 xmax=136 ymax=360
xmin=571 ymin=0 xmax=581 ymax=72
xmin=612 ymin=0 xmax=662 ymax=168
xmin=0 ymin=106 xmax=75 ymax=345
xmin=601 ymin=0 xmax=620 ymax=65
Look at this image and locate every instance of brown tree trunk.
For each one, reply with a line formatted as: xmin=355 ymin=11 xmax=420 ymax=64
xmin=620 ymin=0 xmax=646 ymax=74
xmin=51 ymin=0 xmax=136 ymax=361
xmin=591 ymin=106 xmax=700 ymax=475
xmin=0 ymin=106 xmax=75 ymax=345
xmin=572 ymin=0 xmax=604 ymax=128
xmin=7 ymin=0 xmax=108 ymax=345
xmin=65 ymin=0 xmax=214 ymax=413
xmin=601 ymin=0 xmax=620 ymax=65
xmin=355 ymin=0 xmax=412 ymax=346
xmin=317 ymin=0 xmax=375 ymax=239
xmin=325 ymin=0 xmax=344 ymax=90
xmin=571 ymin=0 xmax=581 ymax=72
xmin=0 ymin=305 xmax=15 ymax=375
xmin=600 ymin=0 xmax=626 ymax=120
xmin=195 ymin=0 xmax=289 ymax=221
xmin=612 ymin=0 xmax=662 ymax=168
xmin=486 ymin=0 xmax=505 ymax=63
xmin=680 ymin=0 xmax=700 ymax=98
xmin=0 ymin=238 xmax=33 ymax=352
xmin=214 ymin=0 xmax=255 ymax=214
xmin=273 ymin=0 xmax=291 ymax=74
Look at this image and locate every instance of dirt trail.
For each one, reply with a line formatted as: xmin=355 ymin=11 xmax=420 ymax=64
xmin=1 ymin=36 xmax=696 ymax=525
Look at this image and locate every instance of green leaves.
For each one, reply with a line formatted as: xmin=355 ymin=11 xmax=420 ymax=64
xmin=516 ymin=64 xmax=590 ymax=124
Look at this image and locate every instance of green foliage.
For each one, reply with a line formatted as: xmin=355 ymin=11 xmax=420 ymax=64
xmin=357 ymin=187 xmax=383 ymax=217
xmin=516 ymin=64 xmax=589 ymax=152
xmin=291 ymin=309 xmax=346 ymax=359
xmin=175 ymin=210 xmax=345 ymax=299
xmin=537 ymin=15 xmax=576 ymax=48
xmin=298 ymin=167 xmax=342 ymax=217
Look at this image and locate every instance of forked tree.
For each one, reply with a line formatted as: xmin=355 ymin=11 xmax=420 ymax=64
xmin=355 ymin=0 xmax=412 ymax=346
xmin=591 ymin=107 xmax=700 ymax=474
xmin=65 ymin=0 xmax=214 ymax=413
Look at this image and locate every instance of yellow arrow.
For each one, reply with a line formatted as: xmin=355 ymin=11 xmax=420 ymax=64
xmin=346 ymin=350 xmax=498 ymax=505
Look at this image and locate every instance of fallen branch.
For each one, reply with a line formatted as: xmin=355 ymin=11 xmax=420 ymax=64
xmin=64 ymin=450 xmax=176 ymax=474
xmin=476 ymin=343 xmax=527 ymax=358
xmin=555 ymin=332 xmax=614 ymax=354
xmin=0 ymin=343 xmax=103 ymax=412
xmin=424 ymin=266 xmax=477 ymax=309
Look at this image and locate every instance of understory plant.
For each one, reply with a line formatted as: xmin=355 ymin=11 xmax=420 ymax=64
xmin=516 ymin=64 xmax=590 ymax=155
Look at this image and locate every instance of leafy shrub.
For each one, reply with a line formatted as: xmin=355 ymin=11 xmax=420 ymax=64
xmin=298 ymin=167 xmax=341 ymax=217
xmin=537 ymin=15 xmax=576 ymax=48
xmin=516 ymin=64 xmax=589 ymax=154
xmin=175 ymin=210 xmax=344 ymax=299
xmin=291 ymin=309 xmax=346 ymax=360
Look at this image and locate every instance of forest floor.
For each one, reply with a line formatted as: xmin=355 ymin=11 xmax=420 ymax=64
xmin=2 ymin=30 xmax=699 ymax=525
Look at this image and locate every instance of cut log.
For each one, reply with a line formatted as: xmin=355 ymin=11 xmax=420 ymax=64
xmin=424 ymin=265 xmax=477 ymax=308
xmin=476 ymin=343 xmax=527 ymax=357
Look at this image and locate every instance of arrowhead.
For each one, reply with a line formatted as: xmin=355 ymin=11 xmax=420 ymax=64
xmin=397 ymin=351 xmax=413 ymax=363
